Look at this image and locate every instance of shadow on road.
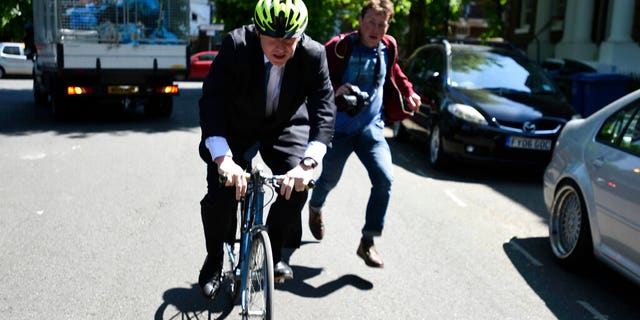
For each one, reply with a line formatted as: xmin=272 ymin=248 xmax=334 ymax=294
xmin=504 ymin=236 xmax=640 ymax=320
xmin=0 ymin=82 xmax=201 ymax=137
xmin=278 ymin=244 xmax=373 ymax=297
xmin=276 ymin=267 xmax=373 ymax=297
xmin=154 ymin=283 xmax=234 ymax=320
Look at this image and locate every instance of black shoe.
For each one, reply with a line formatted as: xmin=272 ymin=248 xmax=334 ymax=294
xmin=198 ymin=256 xmax=221 ymax=299
xmin=357 ymin=239 xmax=384 ymax=268
xmin=308 ymin=207 xmax=325 ymax=240
xmin=274 ymin=261 xmax=293 ymax=282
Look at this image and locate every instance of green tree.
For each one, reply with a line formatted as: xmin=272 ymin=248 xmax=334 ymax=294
xmin=0 ymin=0 xmax=32 ymax=41
xmin=208 ymin=0 xmax=505 ymax=57
xmin=211 ymin=0 xmax=411 ymax=45
xmin=480 ymin=0 xmax=506 ymax=39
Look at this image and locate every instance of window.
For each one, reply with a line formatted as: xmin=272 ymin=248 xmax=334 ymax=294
xmin=550 ymin=0 xmax=566 ymax=42
xmin=2 ymin=46 xmax=21 ymax=56
xmin=596 ymin=102 xmax=640 ymax=156
xmin=514 ymin=0 xmax=533 ymax=34
xmin=619 ymin=107 xmax=640 ymax=156
xmin=408 ymin=47 xmax=444 ymax=85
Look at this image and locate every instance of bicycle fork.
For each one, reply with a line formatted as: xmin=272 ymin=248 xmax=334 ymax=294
xmin=238 ymin=179 xmax=267 ymax=315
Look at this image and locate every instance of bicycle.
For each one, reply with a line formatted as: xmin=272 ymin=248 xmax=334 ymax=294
xmin=219 ymin=164 xmax=313 ymax=320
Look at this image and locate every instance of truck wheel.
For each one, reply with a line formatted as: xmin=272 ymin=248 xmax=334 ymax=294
xmin=145 ymin=96 xmax=173 ymax=117
xmin=49 ymin=94 xmax=69 ymax=120
xmin=33 ymin=79 xmax=47 ymax=105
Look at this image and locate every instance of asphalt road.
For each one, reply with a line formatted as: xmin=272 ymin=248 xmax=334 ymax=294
xmin=1 ymin=78 xmax=639 ymax=319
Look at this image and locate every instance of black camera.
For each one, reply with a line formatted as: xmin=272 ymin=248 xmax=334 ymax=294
xmin=336 ymin=86 xmax=370 ymax=116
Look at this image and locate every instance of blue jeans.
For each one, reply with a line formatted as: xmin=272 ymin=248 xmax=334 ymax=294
xmin=309 ymin=120 xmax=393 ymax=237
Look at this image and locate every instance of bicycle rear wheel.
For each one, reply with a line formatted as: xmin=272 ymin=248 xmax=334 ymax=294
xmin=243 ymin=230 xmax=274 ymax=319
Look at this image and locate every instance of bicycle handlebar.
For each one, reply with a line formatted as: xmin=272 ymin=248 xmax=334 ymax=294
xmin=218 ymin=171 xmax=315 ymax=190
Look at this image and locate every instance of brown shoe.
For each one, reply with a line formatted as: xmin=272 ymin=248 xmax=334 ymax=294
xmin=357 ymin=239 xmax=384 ymax=268
xmin=308 ymin=207 xmax=325 ymax=240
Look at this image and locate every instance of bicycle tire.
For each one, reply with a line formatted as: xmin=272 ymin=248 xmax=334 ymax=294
xmin=243 ymin=230 xmax=274 ymax=320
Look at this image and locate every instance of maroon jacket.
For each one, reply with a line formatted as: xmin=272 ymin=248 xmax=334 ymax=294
xmin=325 ymin=31 xmax=416 ymax=122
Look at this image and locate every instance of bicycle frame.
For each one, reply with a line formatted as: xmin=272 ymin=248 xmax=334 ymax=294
xmin=221 ymin=165 xmax=312 ymax=319
xmin=223 ymin=166 xmax=276 ymax=320
xmin=238 ymin=169 xmax=268 ymax=310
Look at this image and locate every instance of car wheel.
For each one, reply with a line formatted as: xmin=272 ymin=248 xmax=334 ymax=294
xmin=392 ymin=121 xmax=408 ymax=141
xmin=428 ymin=123 xmax=447 ymax=169
xmin=0 ymin=67 xmax=5 ymax=78
xmin=549 ymin=181 xmax=593 ymax=267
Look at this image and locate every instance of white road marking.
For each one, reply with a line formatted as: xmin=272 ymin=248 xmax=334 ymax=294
xmin=444 ymin=189 xmax=467 ymax=207
xmin=21 ymin=152 xmax=46 ymax=160
xmin=577 ymin=300 xmax=608 ymax=320
xmin=509 ymin=238 xmax=543 ymax=266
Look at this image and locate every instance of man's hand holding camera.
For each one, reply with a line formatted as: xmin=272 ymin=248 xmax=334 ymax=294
xmin=335 ymin=83 xmax=370 ymax=116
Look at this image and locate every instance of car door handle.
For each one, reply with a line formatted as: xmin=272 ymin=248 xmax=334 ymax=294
xmin=591 ymin=157 xmax=604 ymax=168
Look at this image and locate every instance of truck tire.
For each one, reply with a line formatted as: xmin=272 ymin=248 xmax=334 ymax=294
xmin=145 ymin=96 xmax=173 ymax=117
xmin=33 ymin=79 xmax=47 ymax=105
xmin=49 ymin=93 xmax=69 ymax=120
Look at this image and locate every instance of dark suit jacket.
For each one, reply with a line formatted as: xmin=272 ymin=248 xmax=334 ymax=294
xmin=199 ymin=25 xmax=336 ymax=166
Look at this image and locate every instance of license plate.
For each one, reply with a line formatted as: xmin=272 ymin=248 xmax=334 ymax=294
xmin=108 ymin=85 xmax=139 ymax=94
xmin=506 ymin=136 xmax=552 ymax=150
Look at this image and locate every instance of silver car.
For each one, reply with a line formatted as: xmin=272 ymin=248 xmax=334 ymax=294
xmin=0 ymin=42 xmax=33 ymax=78
xmin=543 ymin=88 xmax=640 ymax=285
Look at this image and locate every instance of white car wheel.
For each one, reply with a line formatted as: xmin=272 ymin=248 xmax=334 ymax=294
xmin=549 ymin=182 xmax=593 ymax=267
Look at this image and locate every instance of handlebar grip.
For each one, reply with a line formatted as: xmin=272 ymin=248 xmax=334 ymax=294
xmin=218 ymin=173 xmax=251 ymax=185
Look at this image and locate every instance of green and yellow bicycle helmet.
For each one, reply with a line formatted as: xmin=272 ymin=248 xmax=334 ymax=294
xmin=254 ymin=0 xmax=308 ymax=38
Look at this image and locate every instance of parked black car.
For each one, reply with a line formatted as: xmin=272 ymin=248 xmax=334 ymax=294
xmin=395 ymin=38 xmax=580 ymax=169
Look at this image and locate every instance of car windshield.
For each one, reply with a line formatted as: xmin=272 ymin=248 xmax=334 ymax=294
xmin=450 ymin=46 xmax=557 ymax=94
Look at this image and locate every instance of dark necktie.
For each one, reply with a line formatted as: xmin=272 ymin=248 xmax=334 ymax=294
xmin=265 ymin=62 xmax=279 ymax=118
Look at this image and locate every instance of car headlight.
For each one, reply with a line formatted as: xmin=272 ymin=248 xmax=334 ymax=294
xmin=447 ymin=103 xmax=488 ymax=125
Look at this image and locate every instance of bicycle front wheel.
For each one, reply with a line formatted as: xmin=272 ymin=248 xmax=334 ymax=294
xmin=244 ymin=230 xmax=274 ymax=320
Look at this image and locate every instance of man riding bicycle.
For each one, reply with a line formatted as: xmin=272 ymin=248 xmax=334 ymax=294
xmin=197 ymin=0 xmax=336 ymax=299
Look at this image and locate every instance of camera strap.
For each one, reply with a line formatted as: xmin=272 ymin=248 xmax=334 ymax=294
xmin=342 ymin=32 xmax=385 ymax=107
xmin=365 ymin=41 xmax=384 ymax=106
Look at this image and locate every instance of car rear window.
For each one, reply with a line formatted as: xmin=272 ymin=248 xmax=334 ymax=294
xmin=2 ymin=45 xmax=21 ymax=55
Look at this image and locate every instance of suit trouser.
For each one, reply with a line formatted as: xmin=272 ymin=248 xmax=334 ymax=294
xmin=200 ymin=145 xmax=308 ymax=266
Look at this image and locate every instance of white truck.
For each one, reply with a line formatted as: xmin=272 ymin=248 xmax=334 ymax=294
xmin=32 ymin=0 xmax=190 ymax=117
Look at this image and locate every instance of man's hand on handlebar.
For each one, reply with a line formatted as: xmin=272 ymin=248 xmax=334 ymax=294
xmin=280 ymin=164 xmax=314 ymax=200
xmin=215 ymin=155 xmax=247 ymax=200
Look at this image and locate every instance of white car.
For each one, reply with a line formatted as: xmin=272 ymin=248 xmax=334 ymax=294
xmin=543 ymin=88 xmax=640 ymax=285
xmin=0 ymin=42 xmax=33 ymax=78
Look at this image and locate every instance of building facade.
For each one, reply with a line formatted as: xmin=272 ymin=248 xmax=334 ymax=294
xmin=505 ymin=0 xmax=640 ymax=75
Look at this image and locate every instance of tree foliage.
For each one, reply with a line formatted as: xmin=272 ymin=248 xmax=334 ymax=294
xmin=210 ymin=0 xmax=505 ymax=56
xmin=0 ymin=0 xmax=32 ymax=41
